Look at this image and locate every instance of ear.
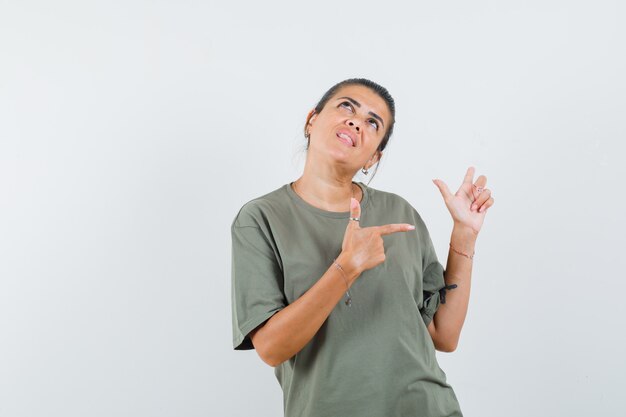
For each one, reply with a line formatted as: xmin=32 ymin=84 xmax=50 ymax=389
xmin=368 ymin=150 xmax=383 ymax=167
xmin=307 ymin=109 xmax=317 ymax=126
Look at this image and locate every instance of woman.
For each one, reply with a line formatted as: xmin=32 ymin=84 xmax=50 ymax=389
xmin=231 ymin=78 xmax=494 ymax=417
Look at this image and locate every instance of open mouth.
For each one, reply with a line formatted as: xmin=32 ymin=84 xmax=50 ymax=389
xmin=336 ymin=132 xmax=355 ymax=147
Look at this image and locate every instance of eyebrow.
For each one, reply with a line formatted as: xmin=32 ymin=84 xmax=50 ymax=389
xmin=336 ymin=96 xmax=385 ymax=128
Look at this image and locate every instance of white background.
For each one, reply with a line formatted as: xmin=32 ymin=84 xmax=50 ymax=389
xmin=1 ymin=1 xmax=625 ymax=416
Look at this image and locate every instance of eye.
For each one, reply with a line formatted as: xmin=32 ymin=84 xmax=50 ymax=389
xmin=368 ymin=119 xmax=379 ymax=130
xmin=339 ymin=101 xmax=354 ymax=112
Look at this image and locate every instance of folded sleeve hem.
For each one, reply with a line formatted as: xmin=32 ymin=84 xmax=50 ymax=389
xmin=421 ymin=311 xmax=434 ymax=328
xmin=233 ymin=307 xmax=284 ymax=351
xmin=420 ymin=300 xmax=438 ymax=328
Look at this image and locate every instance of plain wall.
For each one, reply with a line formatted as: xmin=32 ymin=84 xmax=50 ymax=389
xmin=1 ymin=1 xmax=624 ymax=416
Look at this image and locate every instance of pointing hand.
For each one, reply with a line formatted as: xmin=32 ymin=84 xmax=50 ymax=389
xmin=340 ymin=197 xmax=416 ymax=275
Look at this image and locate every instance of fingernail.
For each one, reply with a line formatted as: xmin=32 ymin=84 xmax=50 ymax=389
xmin=408 ymin=225 xmax=415 ymax=230
xmin=479 ymin=206 xmax=485 ymax=212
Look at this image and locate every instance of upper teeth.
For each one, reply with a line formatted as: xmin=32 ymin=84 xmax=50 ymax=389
xmin=338 ymin=133 xmax=354 ymax=146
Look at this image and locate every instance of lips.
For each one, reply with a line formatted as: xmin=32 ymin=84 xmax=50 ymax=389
xmin=336 ymin=129 xmax=357 ymax=147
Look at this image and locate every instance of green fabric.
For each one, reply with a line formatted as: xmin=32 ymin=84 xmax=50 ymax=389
xmin=231 ymin=181 xmax=463 ymax=417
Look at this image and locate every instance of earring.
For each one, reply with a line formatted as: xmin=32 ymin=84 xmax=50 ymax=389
xmin=361 ymin=167 xmax=369 ymax=175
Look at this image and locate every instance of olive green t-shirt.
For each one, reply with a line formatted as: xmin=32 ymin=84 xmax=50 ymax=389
xmin=231 ymin=181 xmax=463 ymax=417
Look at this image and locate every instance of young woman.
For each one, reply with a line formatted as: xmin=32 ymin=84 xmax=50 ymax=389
xmin=231 ymin=78 xmax=494 ymax=416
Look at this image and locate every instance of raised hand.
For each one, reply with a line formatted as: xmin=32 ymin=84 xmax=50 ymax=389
xmin=432 ymin=166 xmax=494 ymax=235
xmin=340 ymin=197 xmax=416 ymax=276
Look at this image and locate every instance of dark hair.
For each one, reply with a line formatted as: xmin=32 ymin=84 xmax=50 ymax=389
xmin=303 ymin=78 xmax=396 ymax=183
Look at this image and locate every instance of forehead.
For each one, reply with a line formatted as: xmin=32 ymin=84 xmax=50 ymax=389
xmin=331 ymin=85 xmax=391 ymax=121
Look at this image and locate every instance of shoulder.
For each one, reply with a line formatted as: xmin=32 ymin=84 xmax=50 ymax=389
xmin=371 ymin=186 xmax=411 ymax=206
xmin=231 ymin=184 xmax=290 ymax=229
xmin=367 ymin=184 xmax=425 ymax=219
xmin=365 ymin=184 xmax=431 ymax=234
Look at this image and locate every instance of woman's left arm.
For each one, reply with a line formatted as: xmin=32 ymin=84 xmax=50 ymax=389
xmin=428 ymin=225 xmax=477 ymax=352
xmin=428 ymin=166 xmax=495 ymax=352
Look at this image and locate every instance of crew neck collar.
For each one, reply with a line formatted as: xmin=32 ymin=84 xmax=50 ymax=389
xmin=284 ymin=181 xmax=370 ymax=219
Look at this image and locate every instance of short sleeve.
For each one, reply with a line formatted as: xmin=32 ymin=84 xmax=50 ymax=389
xmin=417 ymin=218 xmax=456 ymax=328
xmin=231 ymin=220 xmax=287 ymax=351
xmin=420 ymin=259 xmax=446 ymax=327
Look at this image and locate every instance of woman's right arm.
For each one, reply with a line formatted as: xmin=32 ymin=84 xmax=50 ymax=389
xmin=250 ymin=250 xmax=360 ymax=367
xmin=250 ymin=198 xmax=415 ymax=367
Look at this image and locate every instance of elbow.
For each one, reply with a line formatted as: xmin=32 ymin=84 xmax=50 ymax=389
xmin=266 ymin=356 xmax=285 ymax=368
xmin=249 ymin=326 xmax=281 ymax=367
xmin=250 ymin=325 xmax=294 ymax=367
xmin=255 ymin=338 xmax=285 ymax=367
xmin=255 ymin=341 xmax=279 ymax=367
xmin=434 ymin=334 xmax=459 ymax=353
xmin=259 ymin=353 xmax=279 ymax=367
xmin=259 ymin=349 xmax=286 ymax=368
xmin=437 ymin=342 xmax=458 ymax=353
xmin=258 ymin=345 xmax=280 ymax=367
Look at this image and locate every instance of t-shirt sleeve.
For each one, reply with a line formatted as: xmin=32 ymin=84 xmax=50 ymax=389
xmin=415 ymin=215 xmax=450 ymax=328
xmin=231 ymin=211 xmax=287 ymax=351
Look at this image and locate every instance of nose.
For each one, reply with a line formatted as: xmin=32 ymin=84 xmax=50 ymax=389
xmin=347 ymin=120 xmax=360 ymax=133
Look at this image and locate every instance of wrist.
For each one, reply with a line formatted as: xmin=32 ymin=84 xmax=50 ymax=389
xmin=335 ymin=251 xmax=361 ymax=285
xmin=451 ymin=225 xmax=478 ymax=254
xmin=452 ymin=223 xmax=479 ymax=239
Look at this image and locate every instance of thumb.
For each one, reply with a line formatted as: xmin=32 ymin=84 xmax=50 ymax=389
xmin=432 ymin=179 xmax=452 ymax=200
xmin=348 ymin=197 xmax=361 ymax=229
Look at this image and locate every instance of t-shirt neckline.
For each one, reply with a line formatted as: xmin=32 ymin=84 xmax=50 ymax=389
xmin=284 ymin=181 xmax=370 ymax=218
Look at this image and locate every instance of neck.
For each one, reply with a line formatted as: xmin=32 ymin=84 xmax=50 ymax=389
xmin=293 ymin=148 xmax=366 ymax=211
xmin=292 ymin=171 xmax=361 ymax=212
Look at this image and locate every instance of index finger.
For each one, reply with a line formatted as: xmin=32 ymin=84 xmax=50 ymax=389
xmin=374 ymin=223 xmax=416 ymax=236
xmin=463 ymin=166 xmax=475 ymax=184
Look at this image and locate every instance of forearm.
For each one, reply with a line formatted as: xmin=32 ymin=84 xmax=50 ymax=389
xmin=432 ymin=225 xmax=477 ymax=352
xmin=254 ymin=252 xmax=360 ymax=367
